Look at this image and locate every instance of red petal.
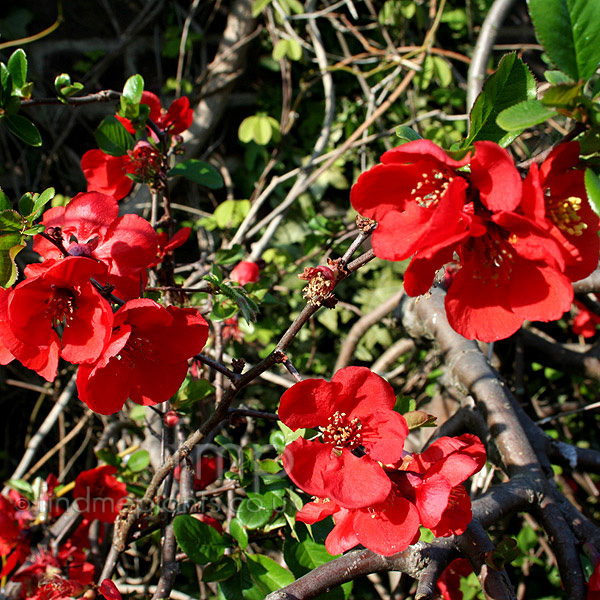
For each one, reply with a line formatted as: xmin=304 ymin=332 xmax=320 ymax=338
xmin=278 ymin=378 xmax=339 ymax=430
xmin=471 ymin=142 xmax=522 ymax=212
xmin=353 ymin=496 xmax=421 ymax=556
xmin=283 ymin=441 xmax=391 ymax=508
xmin=325 ymin=508 xmax=359 ymax=555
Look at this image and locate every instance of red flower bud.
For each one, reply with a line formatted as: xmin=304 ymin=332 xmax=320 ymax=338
xmin=164 ymin=410 xmax=180 ymax=427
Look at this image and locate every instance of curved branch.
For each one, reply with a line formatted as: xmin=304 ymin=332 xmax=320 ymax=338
xmin=466 ymin=0 xmax=518 ymax=110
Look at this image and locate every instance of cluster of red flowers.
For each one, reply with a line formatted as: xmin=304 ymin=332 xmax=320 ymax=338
xmin=351 ymin=140 xmax=599 ymax=342
xmin=81 ymin=91 xmax=193 ymax=200
xmin=0 ymin=192 xmax=208 ymax=415
xmin=279 ymin=367 xmax=486 ymax=555
xmin=0 ymin=467 xmax=126 ymax=600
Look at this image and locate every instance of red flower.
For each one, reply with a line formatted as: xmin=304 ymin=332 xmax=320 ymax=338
xmin=34 ymin=192 xmax=158 ymax=300
xmin=296 ymin=493 xmax=420 ymax=556
xmin=436 ymin=558 xmax=473 ymax=600
xmin=99 ymin=579 xmax=123 ymax=600
xmin=442 ymin=211 xmax=574 ymax=342
xmin=150 ymin=226 xmax=192 ymax=267
xmin=573 ymin=300 xmax=600 ymax=338
xmin=81 ymin=150 xmax=133 ymax=200
xmin=394 ymin=434 xmax=486 ymax=537
xmin=77 ymin=299 xmax=209 ymax=414
xmin=1 ymin=258 xmax=113 ymax=379
xmin=0 ymin=494 xmax=31 ymax=578
xmin=351 ymin=140 xmax=521 ymax=262
xmin=72 ymin=466 xmax=128 ymax=523
xmin=523 ymin=142 xmax=599 ymax=282
xmin=230 ymin=261 xmax=260 ymax=285
xmin=279 ymin=367 xmax=409 ymax=509
xmin=81 ymin=141 xmax=165 ymax=201
xmin=117 ymin=91 xmax=193 ymax=136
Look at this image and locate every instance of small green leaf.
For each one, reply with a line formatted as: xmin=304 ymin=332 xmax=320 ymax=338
xmin=529 ymin=0 xmax=600 ymax=81
xmin=213 ymin=200 xmax=251 ymax=229
xmin=0 ymin=63 xmax=13 ymax=104
xmin=229 ymin=517 xmax=249 ymax=549
xmin=246 ymin=554 xmax=295 ymax=594
xmin=18 ymin=193 xmax=34 ymax=218
xmin=169 ymin=159 xmax=224 ymax=189
xmin=396 ymin=125 xmax=422 ymax=144
xmin=126 ymin=449 xmax=150 ymax=473
xmin=403 ymin=410 xmax=437 ymax=430
xmin=203 ymin=556 xmax=237 ymax=582
xmin=544 ymin=70 xmax=574 ymax=85
xmin=6 ymin=479 xmax=34 ymax=500
xmin=122 ymin=74 xmax=144 ymax=105
xmin=541 ymin=81 xmax=584 ymax=107
xmin=496 ymin=99 xmax=558 ymax=131
xmin=173 ymin=515 xmax=227 ymax=565
xmin=252 ymin=0 xmax=273 ymax=17
xmin=238 ymin=115 xmax=280 ymax=145
xmin=585 ymin=168 xmax=600 ymax=216
xmin=432 ymin=55 xmax=452 ymax=88
xmin=466 ymin=53 xmax=537 ymax=147
xmin=94 ymin=115 xmax=135 ymax=156
xmin=236 ymin=494 xmax=278 ymax=529
xmin=272 ymin=39 xmax=303 ymax=61
xmin=95 ymin=448 xmax=123 ymax=468
xmin=214 ymin=245 xmax=245 ymax=266
xmin=30 ymin=187 xmax=55 ymax=220
xmin=4 ymin=115 xmax=42 ymax=147
xmin=0 ymin=188 xmax=10 ymax=211
xmin=7 ymin=48 xmax=27 ymax=89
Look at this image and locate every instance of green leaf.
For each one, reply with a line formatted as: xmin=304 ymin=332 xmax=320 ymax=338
xmin=585 ymin=168 xmax=600 ymax=216
xmin=0 ymin=63 xmax=13 ymax=105
xmin=252 ymin=0 xmax=273 ymax=17
xmin=465 ymin=53 xmax=537 ymax=147
xmin=246 ymin=554 xmax=294 ymax=595
xmin=122 ymin=74 xmax=144 ymax=105
xmin=396 ymin=125 xmax=422 ymax=144
xmin=95 ymin=448 xmax=123 ymax=468
xmin=203 ymin=557 xmax=238 ymax=582
xmin=544 ymin=70 xmax=574 ymax=85
xmin=4 ymin=114 xmax=42 ymax=147
xmin=432 ymin=55 xmax=452 ymax=87
xmin=541 ymin=81 xmax=584 ymax=107
xmin=529 ymin=0 xmax=600 ymax=81
xmin=496 ymin=99 xmax=559 ymax=131
xmin=238 ymin=115 xmax=280 ymax=145
xmin=173 ymin=515 xmax=227 ymax=565
xmin=6 ymin=479 xmax=34 ymax=500
xmin=30 ymin=187 xmax=55 ymax=220
xmin=18 ymin=193 xmax=33 ymax=218
xmin=94 ymin=115 xmax=135 ymax=156
xmin=169 ymin=159 xmax=224 ymax=189
xmin=0 ymin=188 xmax=10 ymax=211
xmin=214 ymin=245 xmax=245 ymax=266
xmin=404 ymin=410 xmax=437 ymax=429
xmin=273 ymin=39 xmax=303 ymax=61
xmin=236 ymin=493 xmax=280 ymax=529
xmin=126 ymin=449 xmax=150 ymax=472
xmin=213 ymin=200 xmax=251 ymax=229
xmin=7 ymin=49 xmax=27 ymax=89
xmin=229 ymin=517 xmax=249 ymax=549
xmin=284 ymin=525 xmax=340 ymax=577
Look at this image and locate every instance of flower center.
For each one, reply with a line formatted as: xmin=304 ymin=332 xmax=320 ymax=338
xmin=468 ymin=228 xmax=515 ymax=286
xmin=321 ymin=411 xmax=363 ymax=450
xmin=116 ymin=334 xmax=155 ymax=368
xmin=546 ymin=192 xmax=587 ymax=236
xmin=410 ymin=169 xmax=454 ymax=209
xmin=45 ymin=287 xmax=77 ymax=326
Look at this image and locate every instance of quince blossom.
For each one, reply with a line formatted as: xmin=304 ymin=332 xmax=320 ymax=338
xmin=278 ymin=366 xmax=409 ymax=509
xmin=77 ymin=299 xmax=209 ymax=414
